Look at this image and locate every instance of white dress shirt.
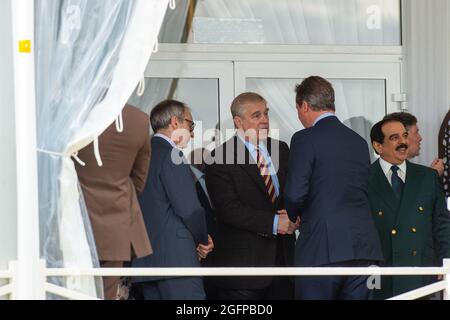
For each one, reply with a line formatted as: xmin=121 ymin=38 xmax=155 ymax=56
xmin=379 ymin=157 xmax=407 ymax=186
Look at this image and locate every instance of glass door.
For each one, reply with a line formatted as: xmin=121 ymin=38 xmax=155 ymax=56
xmin=234 ymin=61 xmax=403 ymax=160
xmin=128 ymin=60 xmax=234 ymax=156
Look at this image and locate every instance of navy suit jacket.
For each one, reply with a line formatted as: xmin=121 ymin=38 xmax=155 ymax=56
xmin=285 ymin=116 xmax=383 ymax=267
xmin=132 ymin=136 xmax=208 ymax=283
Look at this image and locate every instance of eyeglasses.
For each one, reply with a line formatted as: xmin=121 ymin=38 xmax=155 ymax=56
xmin=184 ymin=118 xmax=196 ymax=132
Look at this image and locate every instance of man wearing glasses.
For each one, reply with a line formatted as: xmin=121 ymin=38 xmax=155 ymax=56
xmin=132 ymin=99 xmax=214 ymax=300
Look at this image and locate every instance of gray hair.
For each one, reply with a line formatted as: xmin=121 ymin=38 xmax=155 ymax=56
xmin=231 ymin=92 xmax=266 ymax=118
xmin=295 ymin=76 xmax=335 ymax=112
xmin=150 ymin=99 xmax=188 ymax=133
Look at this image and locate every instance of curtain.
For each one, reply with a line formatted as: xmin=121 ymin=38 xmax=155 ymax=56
xmin=129 ymin=0 xmax=189 ymax=114
xmin=35 ymin=0 xmax=169 ymax=298
xmin=403 ymin=0 xmax=450 ymax=167
xmin=195 ymin=0 xmax=400 ymax=45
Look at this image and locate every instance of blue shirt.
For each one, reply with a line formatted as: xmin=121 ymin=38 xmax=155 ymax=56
xmin=313 ymin=112 xmax=336 ymax=126
xmin=237 ymin=134 xmax=280 ymax=235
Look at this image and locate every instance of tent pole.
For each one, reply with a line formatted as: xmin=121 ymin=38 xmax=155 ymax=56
xmin=11 ymin=0 xmax=43 ymax=300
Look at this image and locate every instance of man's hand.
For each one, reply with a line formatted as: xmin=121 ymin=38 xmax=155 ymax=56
xmin=197 ymin=235 xmax=214 ymax=261
xmin=431 ymin=158 xmax=445 ymax=177
xmin=277 ymin=210 xmax=297 ymax=235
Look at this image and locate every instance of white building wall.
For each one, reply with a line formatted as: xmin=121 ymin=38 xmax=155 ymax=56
xmin=403 ymin=0 xmax=450 ymax=166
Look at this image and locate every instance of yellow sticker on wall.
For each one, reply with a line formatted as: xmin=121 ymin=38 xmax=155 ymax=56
xmin=19 ymin=40 xmax=31 ymax=53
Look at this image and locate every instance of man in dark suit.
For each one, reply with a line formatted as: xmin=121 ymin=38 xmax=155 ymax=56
xmin=75 ymin=104 xmax=152 ymax=300
xmin=131 ymin=100 xmax=213 ymax=300
xmin=206 ymin=92 xmax=296 ymax=300
xmin=369 ymin=119 xmax=450 ymax=299
xmin=285 ymin=76 xmax=383 ymax=300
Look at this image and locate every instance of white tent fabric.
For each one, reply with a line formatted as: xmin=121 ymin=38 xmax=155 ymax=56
xmin=403 ymin=0 xmax=450 ymax=167
xmin=35 ymin=0 xmax=169 ymax=297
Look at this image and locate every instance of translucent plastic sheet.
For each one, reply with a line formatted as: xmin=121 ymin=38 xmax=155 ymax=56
xmin=35 ymin=0 xmax=168 ymax=298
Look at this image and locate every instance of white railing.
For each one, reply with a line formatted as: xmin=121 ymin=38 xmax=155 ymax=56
xmin=0 ymin=262 xmax=15 ymax=299
xmin=1 ymin=259 xmax=450 ymax=300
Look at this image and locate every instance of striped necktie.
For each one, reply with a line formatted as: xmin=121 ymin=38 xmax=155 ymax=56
xmin=256 ymin=146 xmax=277 ymax=204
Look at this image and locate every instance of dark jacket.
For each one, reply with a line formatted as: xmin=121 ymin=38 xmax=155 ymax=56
xmin=369 ymin=160 xmax=450 ymax=299
xmin=285 ymin=116 xmax=383 ymax=267
xmin=132 ymin=136 xmax=208 ymax=283
xmin=205 ymin=136 xmax=294 ymax=290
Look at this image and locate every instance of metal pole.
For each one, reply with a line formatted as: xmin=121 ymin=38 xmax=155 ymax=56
xmin=11 ymin=0 xmax=42 ymax=300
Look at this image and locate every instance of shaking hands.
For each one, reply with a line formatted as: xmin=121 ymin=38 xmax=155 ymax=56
xmin=277 ymin=209 xmax=300 ymax=235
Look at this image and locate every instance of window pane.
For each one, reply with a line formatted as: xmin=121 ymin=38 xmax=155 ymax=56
xmin=245 ymin=78 xmax=386 ymax=161
xmin=160 ymin=0 xmax=401 ymax=46
xmin=128 ymin=78 xmax=220 ymax=155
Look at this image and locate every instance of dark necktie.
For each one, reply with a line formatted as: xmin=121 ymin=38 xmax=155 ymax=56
xmin=391 ymin=165 xmax=404 ymax=197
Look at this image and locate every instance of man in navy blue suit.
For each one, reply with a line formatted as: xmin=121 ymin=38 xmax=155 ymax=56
xmin=284 ymin=76 xmax=383 ymax=300
xmin=131 ymin=100 xmax=214 ymax=300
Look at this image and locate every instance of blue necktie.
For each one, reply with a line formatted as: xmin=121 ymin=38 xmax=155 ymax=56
xmin=391 ymin=165 xmax=404 ymax=197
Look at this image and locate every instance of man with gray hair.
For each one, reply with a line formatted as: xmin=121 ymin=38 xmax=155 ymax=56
xmin=131 ymin=99 xmax=213 ymax=300
xmin=206 ymin=92 xmax=296 ymax=300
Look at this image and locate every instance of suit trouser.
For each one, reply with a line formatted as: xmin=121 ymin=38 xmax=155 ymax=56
xmin=217 ymin=276 xmax=294 ymax=300
xmin=100 ymin=261 xmax=124 ymax=300
xmin=295 ymin=260 xmax=376 ymax=300
xmin=218 ymin=244 xmax=294 ymax=301
xmin=141 ymin=277 xmax=206 ymax=300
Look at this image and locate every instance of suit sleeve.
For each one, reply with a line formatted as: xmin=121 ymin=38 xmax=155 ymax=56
xmin=432 ymin=170 xmax=450 ymax=261
xmin=130 ymin=120 xmax=151 ymax=194
xmin=284 ymin=132 xmax=314 ymax=222
xmin=205 ymin=162 xmax=275 ymax=237
xmin=161 ymin=150 xmax=208 ymax=245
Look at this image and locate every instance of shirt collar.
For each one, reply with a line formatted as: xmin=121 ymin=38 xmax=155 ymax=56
xmin=313 ymin=112 xmax=336 ymax=127
xmin=154 ymin=133 xmax=177 ymax=148
xmin=236 ymin=132 xmax=268 ymax=154
xmin=379 ymin=157 xmax=407 ymax=176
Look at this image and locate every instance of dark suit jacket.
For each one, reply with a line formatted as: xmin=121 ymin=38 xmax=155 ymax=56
xmin=285 ymin=116 xmax=383 ymax=267
xmin=132 ymin=136 xmax=209 ymax=283
xmin=75 ymin=104 xmax=152 ymax=261
xmin=369 ymin=160 xmax=450 ymax=299
xmin=205 ymin=136 xmax=294 ymax=290
xmin=194 ymin=179 xmax=218 ymax=268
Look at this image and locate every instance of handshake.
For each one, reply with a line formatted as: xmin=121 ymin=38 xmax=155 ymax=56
xmin=277 ymin=209 xmax=300 ymax=235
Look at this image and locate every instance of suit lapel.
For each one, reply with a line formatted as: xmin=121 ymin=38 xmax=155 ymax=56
xmin=395 ymin=161 xmax=423 ymax=225
xmin=370 ymin=160 xmax=400 ymax=212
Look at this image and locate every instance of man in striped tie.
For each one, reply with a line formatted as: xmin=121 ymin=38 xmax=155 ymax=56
xmin=205 ymin=92 xmax=298 ymax=300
